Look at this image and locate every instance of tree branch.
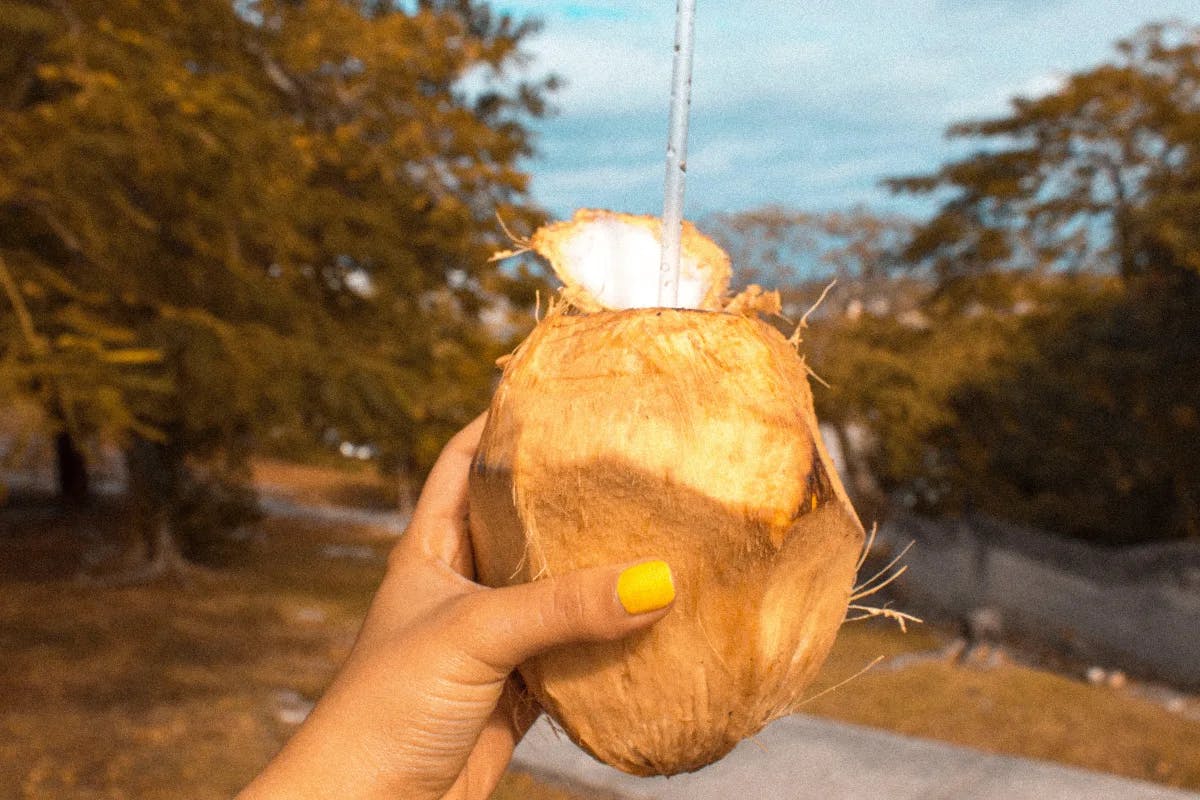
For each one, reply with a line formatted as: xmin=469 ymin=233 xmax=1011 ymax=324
xmin=0 ymin=251 xmax=49 ymax=356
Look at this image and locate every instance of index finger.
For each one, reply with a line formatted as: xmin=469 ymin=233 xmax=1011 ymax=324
xmin=406 ymin=413 xmax=488 ymax=570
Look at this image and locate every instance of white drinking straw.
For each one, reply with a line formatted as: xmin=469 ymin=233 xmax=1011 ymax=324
xmin=658 ymin=0 xmax=696 ymax=308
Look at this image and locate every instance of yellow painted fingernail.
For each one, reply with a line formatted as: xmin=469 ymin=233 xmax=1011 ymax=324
xmin=617 ymin=560 xmax=675 ymax=615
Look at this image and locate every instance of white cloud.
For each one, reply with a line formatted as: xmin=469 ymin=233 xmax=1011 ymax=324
xmin=538 ymin=160 xmax=662 ymax=194
xmin=532 ymin=159 xmax=664 ymax=216
xmin=498 ymin=0 xmax=1198 ymax=217
xmin=1014 ymin=71 xmax=1069 ymax=101
xmin=686 ymin=137 xmax=783 ymax=176
xmin=529 ymin=27 xmax=670 ymax=116
xmin=944 ymin=69 xmax=1071 ymax=120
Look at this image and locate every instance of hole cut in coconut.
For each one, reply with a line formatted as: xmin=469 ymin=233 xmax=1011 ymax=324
xmin=529 ymin=209 xmax=732 ymax=312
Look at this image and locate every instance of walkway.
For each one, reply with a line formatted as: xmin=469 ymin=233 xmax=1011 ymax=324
xmin=513 ymin=714 xmax=1199 ymax=800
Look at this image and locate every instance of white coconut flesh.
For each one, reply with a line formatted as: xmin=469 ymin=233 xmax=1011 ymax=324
xmin=529 ymin=209 xmax=732 ymax=312
xmin=549 ymin=217 xmax=703 ymax=308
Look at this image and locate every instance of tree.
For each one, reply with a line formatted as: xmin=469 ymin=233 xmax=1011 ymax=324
xmin=704 ymin=205 xmax=915 ymax=317
xmin=0 ymin=0 xmax=549 ymax=570
xmin=889 ymin=22 xmax=1200 ymax=287
xmin=0 ymin=250 xmax=160 ymax=504
xmin=880 ymin=21 xmax=1200 ymax=542
xmin=705 ymin=22 xmax=1200 ymax=543
xmin=937 ymin=276 xmax=1200 ymax=544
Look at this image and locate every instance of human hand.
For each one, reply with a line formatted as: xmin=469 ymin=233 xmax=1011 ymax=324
xmin=240 ymin=414 xmax=676 ymax=800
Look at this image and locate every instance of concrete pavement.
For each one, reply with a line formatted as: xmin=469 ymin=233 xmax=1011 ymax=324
xmin=513 ymin=714 xmax=1200 ymax=800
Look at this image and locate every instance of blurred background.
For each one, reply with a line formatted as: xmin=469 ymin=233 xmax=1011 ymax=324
xmin=0 ymin=1 xmax=1197 ymax=798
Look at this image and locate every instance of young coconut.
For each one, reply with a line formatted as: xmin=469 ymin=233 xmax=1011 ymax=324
xmin=470 ymin=209 xmax=864 ymax=776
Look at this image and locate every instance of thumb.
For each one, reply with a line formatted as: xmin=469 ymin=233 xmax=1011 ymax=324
xmin=453 ymin=560 xmax=676 ymax=676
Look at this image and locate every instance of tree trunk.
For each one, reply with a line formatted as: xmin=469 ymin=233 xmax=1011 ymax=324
xmin=397 ymin=470 xmax=417 ymax=519
xmin=55 ymin=430 xmax=89 ymax=504
xmin=140 ymin=515 xmax=189 ymax=577
xmin=120 ymin=435 xmax=191 ymax=579
xmin=830 ymin=421 xmax=887 ymax=520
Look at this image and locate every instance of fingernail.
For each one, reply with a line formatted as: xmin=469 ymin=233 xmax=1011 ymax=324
xmin=617 ymin=560 xmax=675 ymax=615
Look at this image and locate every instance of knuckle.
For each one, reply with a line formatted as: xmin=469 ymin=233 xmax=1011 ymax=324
xmin=426 ymin=591 xmax=493 ymax=659
xmin=549 ymin=577 xmax=599 ymax=637
xmin=449 ymin=587 xmax=489 ymax=628
xmin=386 ymin=534 xmax=414 ymax=572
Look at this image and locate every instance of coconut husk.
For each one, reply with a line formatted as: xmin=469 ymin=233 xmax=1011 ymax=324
xmin=470 ymin=302 xmax=864 ymax=775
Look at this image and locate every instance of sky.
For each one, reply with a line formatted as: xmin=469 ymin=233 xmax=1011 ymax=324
xmin=489 ymin=1 xmax=1197 ymax=221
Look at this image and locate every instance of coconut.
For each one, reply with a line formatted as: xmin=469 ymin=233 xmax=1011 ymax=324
xmin=469 ymin=209 xmax=864 ymax=776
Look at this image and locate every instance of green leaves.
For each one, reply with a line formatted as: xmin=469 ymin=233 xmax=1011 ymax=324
xmin=0 ymin=0 xmax=548 ymax=493
xmin=891 ymin=22 xmax=1200 ymax=287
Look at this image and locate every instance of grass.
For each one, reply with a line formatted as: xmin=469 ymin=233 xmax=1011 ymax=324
xmin=0 ymin=513 xmax=361 ymax=798
xmin=803 ymin=624 xmax=1200 ymax=789
xmin=1 ymin=491 xmax=1197 ymax=798
xmin=0 ymin=499 xmax=590 ymax=800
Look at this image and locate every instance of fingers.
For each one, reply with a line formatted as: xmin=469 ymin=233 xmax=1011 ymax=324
xmin=450 ymin=560 xmax=676 ymax=679
xmin=406 ymin=413 xmax=488 ymax=570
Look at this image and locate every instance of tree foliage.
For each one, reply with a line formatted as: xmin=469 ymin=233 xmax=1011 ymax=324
xmin=807 ymin=270 xmax=1200 ymax=545
xmin=818 ymin=21 xmax=1200 ymax=544
xmin=942 ymin=279 xmax=1200 ymax=543
xmin=0 ymin=0 xmax=549 ymax=559
xmin=704 ymin=205 xmax=916 ymax=317
xmin=875 ymin=21 xmax=1200 ymax=542
xmin=705 ymin=205 xmax=912 ymax=286
xmin=889 ymin=22 xmax=1200 ymax=287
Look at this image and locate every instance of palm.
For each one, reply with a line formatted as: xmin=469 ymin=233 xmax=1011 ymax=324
xmin=443 ymin=681 xmax=538 ymax=800
xmin=395 ymin=415 xmax=541 ymax=799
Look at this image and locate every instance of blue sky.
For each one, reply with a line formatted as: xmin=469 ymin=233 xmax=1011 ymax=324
xmin=490 ymin=1 xmax=1197 ymax=221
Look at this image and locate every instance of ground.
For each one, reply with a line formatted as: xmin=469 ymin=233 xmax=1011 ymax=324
xmin=1 ymin=464 xmax=1197 ymax=799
